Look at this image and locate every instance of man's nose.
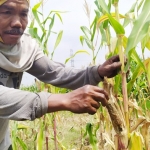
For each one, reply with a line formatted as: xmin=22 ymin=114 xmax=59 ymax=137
xmin=11 ymin=16 xmax=22 ymax=28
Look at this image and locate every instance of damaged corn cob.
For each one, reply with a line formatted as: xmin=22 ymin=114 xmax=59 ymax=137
xmin=103 ymin=78 xmax=128 ymax=150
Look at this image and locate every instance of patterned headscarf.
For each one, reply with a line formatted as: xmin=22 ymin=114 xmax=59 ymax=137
xmin=0 ymin=0 xmax=29 ymax=43
xmin=0 ymin=0 xmax=29 ymax=5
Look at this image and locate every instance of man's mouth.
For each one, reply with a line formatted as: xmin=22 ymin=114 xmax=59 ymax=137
xmin=4 ymin=30 xmax=23 ymax=35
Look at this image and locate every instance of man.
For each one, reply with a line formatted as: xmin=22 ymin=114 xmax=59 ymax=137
xmin=0 ymin=0 xmax=122 ymax=150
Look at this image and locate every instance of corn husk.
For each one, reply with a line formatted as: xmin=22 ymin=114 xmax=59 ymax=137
xmin=103 ymin=78 xmax=128 ymax=150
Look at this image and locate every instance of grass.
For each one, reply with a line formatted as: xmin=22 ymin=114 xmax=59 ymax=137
xmin=9 ymin=111 xmax=98 ymax=150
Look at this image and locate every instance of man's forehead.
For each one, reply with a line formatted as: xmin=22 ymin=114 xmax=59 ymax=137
xmin=0 ymin=0 xmax=30 ymax=5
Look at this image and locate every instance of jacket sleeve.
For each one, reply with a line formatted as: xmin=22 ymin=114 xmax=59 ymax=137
xmin=27 ymin=56 xmax=103 ymax=90
xmin=0 ymin=85 xmax=50 ymax=121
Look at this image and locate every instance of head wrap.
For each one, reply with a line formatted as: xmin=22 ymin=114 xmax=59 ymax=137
xmin=0 ymin=0 xmax=29 ymax=43
xmin=0 ymin=0 xmax=29 ymax=5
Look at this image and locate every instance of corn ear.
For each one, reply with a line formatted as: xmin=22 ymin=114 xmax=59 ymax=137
xmin=103 ymin=78 xmax=128 ymax=149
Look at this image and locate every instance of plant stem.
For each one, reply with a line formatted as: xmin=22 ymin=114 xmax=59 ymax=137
xmin=105 ymin=28 xmax=111 ymax=53
xmin=114 ymin=2 xmax=120 ymax=22
xmin=122 ymin=72 xmax=129 ymax=131
xmin=53 ymin=113 xmax=58 ymax=150
xmin=115 ymin=1 xmax=129 ymax=149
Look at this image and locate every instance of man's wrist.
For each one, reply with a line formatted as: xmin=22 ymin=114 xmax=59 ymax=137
xmin=47 ymin=94 xmax=69 ymax=113
xmin=97 ymin=65 xmax=104 ymax=80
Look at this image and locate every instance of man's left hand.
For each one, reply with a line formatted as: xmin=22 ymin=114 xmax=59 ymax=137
xmin=98 ymin=55 xmax=122 ymax=78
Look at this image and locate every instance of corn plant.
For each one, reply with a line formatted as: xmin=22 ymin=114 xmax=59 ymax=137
xmin=29 ymin=1 xmax=63 ymax=58
xmin=80 ymin=0 xmax=150 ymax=149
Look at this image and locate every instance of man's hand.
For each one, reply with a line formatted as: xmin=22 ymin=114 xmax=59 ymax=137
xmin=47 ymin=85 xmax=109 ymax=115
xmin=98 ymin=55 xmax=122 ymax=78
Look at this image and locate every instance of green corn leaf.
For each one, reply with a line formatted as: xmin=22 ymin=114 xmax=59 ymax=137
xmin=16 ymin=137 xmax=28 ymax=150
xmin=80 ymin=36 xmax=94 ymax=50
xmin=44 ymin=14 xmax=55 ymax=48
xmin=65 ymin=50 xmax=90 ymax=64
xmin=107 ymin=13 xmax=125 ymax=35
xmin=32 ymin=2 xmax=44 ymax=32
xmin=91 ymin=17 xmax=97 ymax=42
xmin=53 ymin=30 xmax=63 ymax=50
xmin=11 ymin=130 xmax=17 ymax=150
xmin=86 ymin=123 xmax=98 ymax=150
xmin=55 ymin=12 xmax=63 ymax=23
xmin=127 ymin=58 xmax=150 ymax=94
xmin=81 ymin=26 xmax=91 ymax=38
xmin=127 ymin=64 xmax=143 ymax=94
xmin=146 ymin=100 xmax=150 ymax=110
xmin=29 ymin=27 xmax=41 ymax=43
xmin=114 ymin=74 xmax=121 ymax=94
xmin=99 ymin=24 xmax=107 ymax=45
xmin=98 ymin=0 xmax=110 ymax=14
xmin=80 ymin=36 xmax=85 ymax=45
xmin=130 ymin=49 xmax=146 ymax=71
xmin=97 ymin=13 xmax=126 ymax=27
xmin=145 ymin=58 xmax=150 ymax=85
xmin=126 ymin=0 xmax=150 ymax=54
xmin=40 ymin=31 xmax=46 ymax=43
xmin=17 ymin=124 xmax=29 ymax=130
xmin=94 ymin=1 xmax=102 ymax=14
xmin=36 ymin=122 xmax=44 ymax=150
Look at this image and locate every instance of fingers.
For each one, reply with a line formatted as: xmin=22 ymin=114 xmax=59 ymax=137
xmin=94 ymin=87 xmax=109 ymax=100
xmin=111 ymin=55 xmax=127 ymax=67
xmin=94 ymin=93 xmax=108 ymax=106
xmin=110 ymin=55 xmax=120 ymax=62
xmin=111 ymin=62 xmax=122 ymax=70
xmin=88 ymin=107 xmax=97 ymax=115
xmin=89 ymin=86 xmax=109 ymax=106
xmin=91 ymin=100 xmax=100 ymax=109
xmin=68 ymin=85 xmax=109 ymax=115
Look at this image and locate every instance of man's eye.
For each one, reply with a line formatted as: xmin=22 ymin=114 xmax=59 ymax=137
xmin=3 ymin=11 xmax=11 ymax=14
xmin=21 ymin=13 xmax=27 ymax=17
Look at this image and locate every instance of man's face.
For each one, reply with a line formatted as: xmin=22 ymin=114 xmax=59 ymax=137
xmin=0 ymin=0 xmax=29 ymax=45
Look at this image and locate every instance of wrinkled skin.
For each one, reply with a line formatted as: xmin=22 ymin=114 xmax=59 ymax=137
xmin=0 ymin=0 xmax=29 ymax=45
xmin=48 ymin=85 xmax=109 ymax=115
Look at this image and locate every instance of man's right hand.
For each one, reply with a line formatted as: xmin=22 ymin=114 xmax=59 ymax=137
xmin=47 ymin=85 xmax=109 ymax=115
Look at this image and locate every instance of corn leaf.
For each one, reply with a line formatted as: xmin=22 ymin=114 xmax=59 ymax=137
xmin=81 ymin=26 xmax=91 ymax=39
xmin=91 ymin=17 xmax=97 ymax=42
xmin=85 ymin=123 xmax=98 ymax=150
xmin=80 ymin=36 xmax=84 ymax=45
xmin=16 ymin=137 xmax=28 ymax=150
xmin=32 ymin=2 xmax=44 ymax=32
xmin=65 ymin=50 xmax=90 ymax=64
xmin=97 ymin=13 xmax=126 ymax=27
xmin=129 ymin=132 xmax=143 ymax=150
xmin=53 ymin=30 xmax=63 ymax=50
xmin=36 ymin=122 xmax=44 ymax=150
xmin=98 ymin=0 xmax=110 ymax=13
xmin=17 ymin=124 xmax=30 ymax=130
xmin=107 ymin=13 xmax=125 ymax=35
xmin=126 ymin=0 xmax=150 ymax=54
